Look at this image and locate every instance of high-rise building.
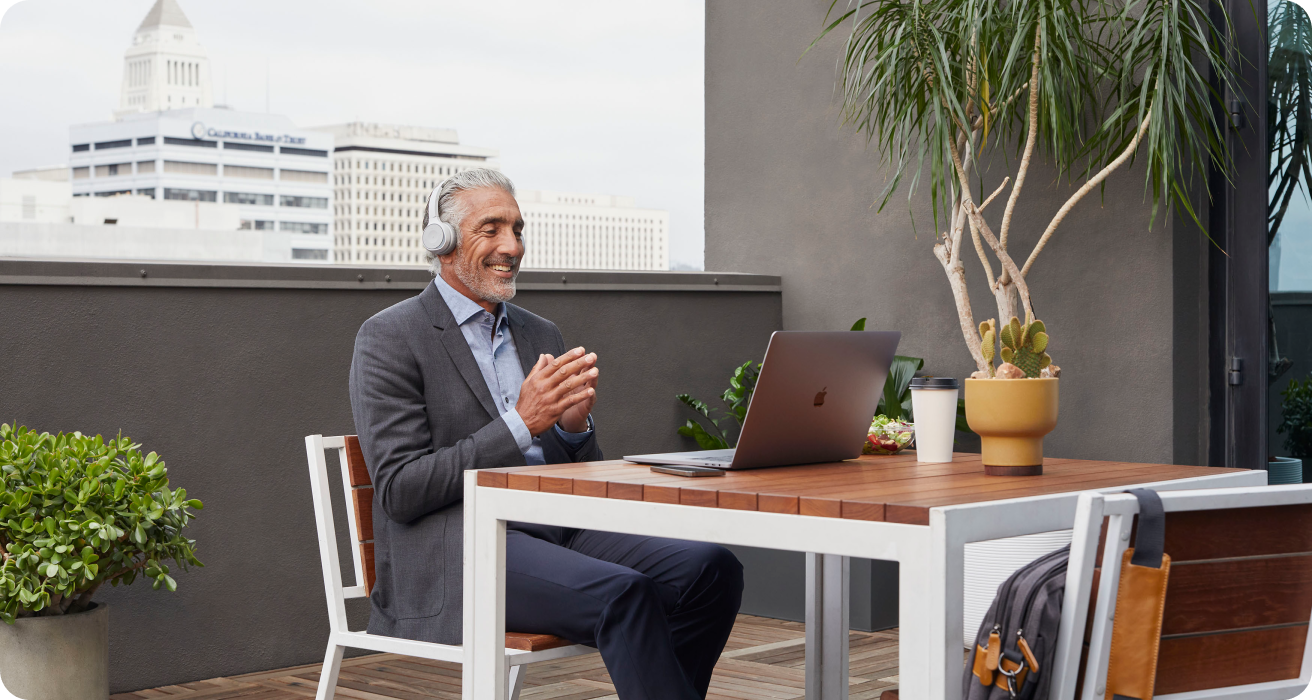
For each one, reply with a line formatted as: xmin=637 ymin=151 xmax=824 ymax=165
xmin=313 ymin=122 xmax=499 ymax=265
xmin=315 ymin=122 xmax=669 ymax=269
xmin=116 ymin=0 xmax=212 ymax=117
xmin=518 ymin=191 xmax=668 ymax=270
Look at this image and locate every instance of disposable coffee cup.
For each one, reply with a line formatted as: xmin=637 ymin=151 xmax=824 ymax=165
xmin=910 ymin=376 xmax=960 ymax=463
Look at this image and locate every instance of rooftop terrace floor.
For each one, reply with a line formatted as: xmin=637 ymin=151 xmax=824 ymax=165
xmin=111 ymin=615 xmax=900 ymax=700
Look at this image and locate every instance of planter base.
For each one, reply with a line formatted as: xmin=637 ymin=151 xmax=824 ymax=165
xmin=0 ymin=603 xmax=107 ymax=700
xmin=984 ymin=464 xmax=1044 ymax=477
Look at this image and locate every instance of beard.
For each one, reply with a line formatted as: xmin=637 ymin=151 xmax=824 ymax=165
xmin=452 ymin=249 xmax=519 ymax=304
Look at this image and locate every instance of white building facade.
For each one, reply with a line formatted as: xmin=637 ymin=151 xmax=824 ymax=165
xmin=518 ymin=191 xmax=668 ymax=270
xmin=69 ymin=108 xmax=334 ymax=261
xmin=315 ymin=122 xmax=498 ymax=265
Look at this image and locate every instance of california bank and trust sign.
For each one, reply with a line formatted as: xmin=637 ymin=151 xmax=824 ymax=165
xmin=190 ymin=121 xmax=307 ymax=146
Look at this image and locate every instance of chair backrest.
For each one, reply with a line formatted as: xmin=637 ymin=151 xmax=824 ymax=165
xmin=1056 ymin=485 xmax=1312 ymax=700
xmin=305 ymin=434 xmax=376 ymax=632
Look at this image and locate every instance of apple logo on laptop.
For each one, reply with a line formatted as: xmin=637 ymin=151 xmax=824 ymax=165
xmin=814 ymin=387 xmax=827 ymax=407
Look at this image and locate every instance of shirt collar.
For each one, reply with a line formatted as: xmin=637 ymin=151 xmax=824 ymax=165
xmin=434 ymin=273 xmax=506 ymax=327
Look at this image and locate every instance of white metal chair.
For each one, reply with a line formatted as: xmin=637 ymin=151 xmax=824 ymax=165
xmin=305 ymin=434 xmax=594 ymax=700
xmin=1051 ymin=484 xmax=1312 ymax=700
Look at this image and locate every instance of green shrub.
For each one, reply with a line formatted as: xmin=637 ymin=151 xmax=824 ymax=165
xmin=1279 ymin=376 xmax=1312 ymax=459
xmin=0 ymin=424 xmax=202 ymax=622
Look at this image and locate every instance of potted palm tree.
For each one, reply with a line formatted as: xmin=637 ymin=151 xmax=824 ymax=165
xmin=0 ymin=424 xmax=202 ymax=700
xmin=811 ymin=0 xmax=1242 ymax=474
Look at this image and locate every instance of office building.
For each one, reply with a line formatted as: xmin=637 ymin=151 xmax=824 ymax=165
xmin=518 ymin=190 xmax=669 ymax=270
xmin=315 ymin=122 xmax=668 ymax=269
xmin=314 ymin=122 xmax=498 ymax=264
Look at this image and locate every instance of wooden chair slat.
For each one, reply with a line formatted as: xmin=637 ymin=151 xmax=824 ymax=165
xmin=504 ymin=632 xmax=574 ymax=652
xmin=360 ymin=541 xmax=376 ymax=595
xmin=1162 ymin=504 xmax=1312 ymax=562
xmin=344 ymin=436 xmax=372 ymax=487
xmin=1164 ymin=555 xmax=1312 ymax=636
xmin=1154 ymin=624 xmax=1307 ymax=695
xmin=352 ymin=487 xmax=374 ymax=543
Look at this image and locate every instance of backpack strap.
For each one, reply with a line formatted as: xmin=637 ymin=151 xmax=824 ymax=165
xmin=1105 ymin=488 xmax=1172 ymax=700
xmin=1127 ymin=488 xmax=1165 ymax=568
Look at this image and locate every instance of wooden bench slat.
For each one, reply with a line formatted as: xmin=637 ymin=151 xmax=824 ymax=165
xmin=360 ymin=541 xmax=376 ymax=595
xmin=504 ymin=632 xmax=575 ymax=652
xmin=1163 ymin=504 xmax=1312 ymax=562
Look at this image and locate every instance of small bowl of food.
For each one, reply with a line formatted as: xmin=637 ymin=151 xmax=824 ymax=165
xmin=863 ymin=415 xmax=915 ymax=455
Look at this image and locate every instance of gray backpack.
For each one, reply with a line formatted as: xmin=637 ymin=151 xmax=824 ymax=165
xmin=962 ymin=489 xmax=1163 ymax=700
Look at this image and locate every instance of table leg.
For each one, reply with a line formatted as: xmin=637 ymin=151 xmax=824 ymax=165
xmin=930 ymin=512 xmax=966 ymax=700
xmin=805 ymin=553 xmax=850 ymax=700
xmin=471 ymin=492 xmax=508 ymax=700
xmin=897 ymin=530 xmax=935 ymax=700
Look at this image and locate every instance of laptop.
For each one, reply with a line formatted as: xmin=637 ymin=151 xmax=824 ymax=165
xmin=624 ymin=330 xmax=901 ymax=470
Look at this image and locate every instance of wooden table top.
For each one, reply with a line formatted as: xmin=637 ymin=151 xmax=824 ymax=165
xmin=477 ymin=452 xmax=1245 ymax=526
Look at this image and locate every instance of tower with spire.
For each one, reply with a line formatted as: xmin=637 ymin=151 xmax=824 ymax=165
xmin=116 ymin=0 xmax=212 ymax=118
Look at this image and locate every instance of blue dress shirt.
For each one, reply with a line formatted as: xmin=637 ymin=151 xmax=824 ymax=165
xmin=433 ymin=274 xmax=592 ymax=465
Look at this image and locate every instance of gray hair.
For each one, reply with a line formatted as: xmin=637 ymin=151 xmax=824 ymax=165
xmin=424 ymin=168 xmax=517 ymax=275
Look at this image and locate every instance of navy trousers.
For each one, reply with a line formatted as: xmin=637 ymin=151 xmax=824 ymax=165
xmin=505 ymin=524 xmax=744 ymax=700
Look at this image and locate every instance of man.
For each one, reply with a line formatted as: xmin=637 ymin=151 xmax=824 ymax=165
xmin=349 ymin=168 xmax=743 ymax=699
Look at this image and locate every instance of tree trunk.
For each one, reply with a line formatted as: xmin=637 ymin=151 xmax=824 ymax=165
xmin=934 ymin=240 xmax=989 ymax=373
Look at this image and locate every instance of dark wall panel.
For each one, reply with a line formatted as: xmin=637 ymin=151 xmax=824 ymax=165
xmin=0 ymin=263 xmax=781 ymax=692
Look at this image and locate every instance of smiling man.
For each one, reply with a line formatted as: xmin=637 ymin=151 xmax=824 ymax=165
xmin=348 ymin=169 xmax=743 ymax=700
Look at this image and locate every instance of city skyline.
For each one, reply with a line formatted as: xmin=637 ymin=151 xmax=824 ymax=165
xmin=0 ymin=0 xmax=706 ymax=269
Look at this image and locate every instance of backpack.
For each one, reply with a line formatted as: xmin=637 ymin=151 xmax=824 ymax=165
xmin=963 ymin=488 xmax=1165 ymax=700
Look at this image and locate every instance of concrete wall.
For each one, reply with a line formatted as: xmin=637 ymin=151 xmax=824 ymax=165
xmin=705 ymin=0 xmax=1208 ymax=465
xmin=0 ymin=260 xmax=781 ymax=692
xmin=704 ymin=0 xmax=1212 ymax=626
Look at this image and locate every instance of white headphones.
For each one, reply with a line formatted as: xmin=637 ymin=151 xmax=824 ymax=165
xmin=422 ymin=186 xmax=458 ymax=255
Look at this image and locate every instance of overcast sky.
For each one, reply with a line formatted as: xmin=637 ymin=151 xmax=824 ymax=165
xmin=0 ymin=0 xmax=707 ymax=269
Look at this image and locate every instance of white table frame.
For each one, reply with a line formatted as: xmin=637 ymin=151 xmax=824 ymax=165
xmin=462 ymin=469 xmax=1264 ymax=700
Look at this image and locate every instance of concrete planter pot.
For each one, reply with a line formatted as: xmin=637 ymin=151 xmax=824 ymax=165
xmin=0 ymin=603 xmax=108 ymax=700
xmin=965 ymin=377 xmax=1059 ymax=476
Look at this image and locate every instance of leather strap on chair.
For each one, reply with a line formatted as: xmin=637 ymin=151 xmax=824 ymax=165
xmin=1105 ymin=489 xmax=1171 ymax=700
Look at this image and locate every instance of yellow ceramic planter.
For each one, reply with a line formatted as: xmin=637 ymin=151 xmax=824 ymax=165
xmin=965 ymin=378 xmax=1059 ymax=476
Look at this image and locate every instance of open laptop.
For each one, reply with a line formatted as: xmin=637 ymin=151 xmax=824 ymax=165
xmin=624 ymin=330 xmax=901 ymax=470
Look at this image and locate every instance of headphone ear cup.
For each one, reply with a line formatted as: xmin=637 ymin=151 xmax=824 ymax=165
xmin=423 ymin=220 xmax=457 ymax=255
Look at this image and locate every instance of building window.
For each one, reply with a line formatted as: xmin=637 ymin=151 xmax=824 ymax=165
xmin=282 ymin=222 xmax=328 ymax=234
xmin=225 ymin=192 xmax=275 ymax=206
xmin=72 ymin=167 xmax=89 ymax=180
xmin=163 ymin=188 xmax=217 ymax=202
xmin=94 ymin=163 xmax=132 ymax=177
xmin=135 ymin=136 xmax=156 ymax=146
xmin=94 ymin=190 xmax=132 ymax=197
xmin=280 ymin=169 xmax=329 ymax=184
xmin=164 ymin=161 xmax=218 ymax=176
xmin=292 ymin=248 xmax=329 ymax=260
xmin=240 ymin=220 xmax=276 ymax=230
xmin=163 ymin=137 xmax=217 ymax=148
xmin=280 ymin=146 xmax=328 ymax=158
xmin=94 ymin=139 xmax=132 ymax=150
xmin=224 ymin=165 xmax=274 ymax=180
xmin=137 ymin=160 xmax=155 ymax=174
xmin=280 ymin=195 xmax=328 ymax=209
xmin=72 ymin=143 xmax=89 ymax=153
xmin=223 ymin=142 xmax=274 ymax=153
xmin=136 ymin=188 xmax=156 ymax=198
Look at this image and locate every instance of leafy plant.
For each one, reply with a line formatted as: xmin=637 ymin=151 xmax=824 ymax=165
xmin=810 ymin=0 xmax=1241 ymax=375
xmin=851 ymin=318 xmax=972 ymax=432
xmin=1279 ymin=375 xmax=1312 ymax=459
xmin=0 ymin=424 xmax=202 ymax=622
xmin=677 ymin=361 xmax=761 ymax=449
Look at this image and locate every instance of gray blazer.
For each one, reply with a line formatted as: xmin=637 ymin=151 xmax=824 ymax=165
xmin=349 ymin=281 xmax=602 ymax=644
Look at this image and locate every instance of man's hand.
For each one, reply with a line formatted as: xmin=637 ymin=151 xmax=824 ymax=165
xmin=556 ymin=351 xmax=598 ymax=433
xmin=515 ymin=347 xmax=598 ymax=436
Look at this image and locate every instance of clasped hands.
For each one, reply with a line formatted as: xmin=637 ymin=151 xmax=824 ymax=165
xmin=515 ymin=346 xmax=598 ymax=436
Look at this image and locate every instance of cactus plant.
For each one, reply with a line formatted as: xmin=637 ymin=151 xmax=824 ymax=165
xmin=996 ymin=315 xmax=1051 ymax=378
xmin=977 ymin=319 xmax=996 ymax=378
